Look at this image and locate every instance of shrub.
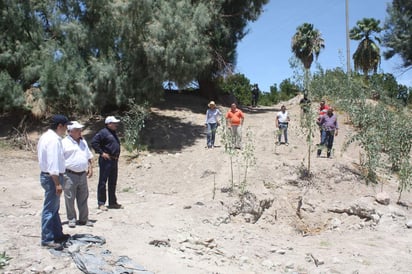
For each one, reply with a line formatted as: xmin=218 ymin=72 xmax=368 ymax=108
xmin=122 ymin=100 xmax=149 ymax=153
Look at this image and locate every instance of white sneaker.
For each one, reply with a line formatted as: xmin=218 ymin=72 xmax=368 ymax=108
xmin=68 ymin=219 xmax=76 ymax=228
xmin=98 ymin=205 xmax=108 ymax=211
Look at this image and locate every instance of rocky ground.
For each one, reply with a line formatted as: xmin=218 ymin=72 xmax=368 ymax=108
xmin=0 ymin=93 xmax=411 ymax=274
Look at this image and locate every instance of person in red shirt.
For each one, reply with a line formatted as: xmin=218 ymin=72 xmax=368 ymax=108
xmin=225 ymin=103 xmax=245 ymax=149
xmin=317 ymin=100 xmax=330 ymax=142
xmin=319 ymin=100 xmax=329 ymax=115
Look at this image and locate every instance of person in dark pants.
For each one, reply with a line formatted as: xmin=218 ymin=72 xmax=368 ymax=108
xmin=317 ymin=108 xmax=338 ymax=158
xmin=91 ymin=116 xmax=122 ymax=210
xmin=37 ymin=114 xmax=72 ymax=250
xmin=251 ymin=84 xmax=260 ymax=107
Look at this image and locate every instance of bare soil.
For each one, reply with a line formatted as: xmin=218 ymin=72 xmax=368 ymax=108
xmin=0 ymin=93 xmax=411 ymax=274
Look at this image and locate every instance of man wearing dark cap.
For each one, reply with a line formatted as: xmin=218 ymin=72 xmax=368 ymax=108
xmin=91 ymin=116 xmax=122 ymax=210
xmin=37 ymin=114 xmax=72 ymax=249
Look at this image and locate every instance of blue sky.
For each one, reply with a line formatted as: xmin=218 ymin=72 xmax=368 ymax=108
xmin=236 ymin=0 xmax=411 ymax=92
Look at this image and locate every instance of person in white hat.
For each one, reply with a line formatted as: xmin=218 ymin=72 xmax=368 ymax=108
xmin=62 ymin=121 xmax=94 ymax=228
xmin=205 ymin=101 xmax=222 ymax=148
xmin=91 ymin=116 xmax=122 ymax=210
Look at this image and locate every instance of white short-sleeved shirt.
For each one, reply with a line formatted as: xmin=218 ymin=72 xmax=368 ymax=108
xmin=277 ymin=111 xmax=289 ymax=123
xmin=62 ymin=135 xmax=93 ymax=172
xmin=37 ymin=129 xmax=66 ymax=175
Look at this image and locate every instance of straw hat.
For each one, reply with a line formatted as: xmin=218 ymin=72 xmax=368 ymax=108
xmin=208 ymin=101 xmax=216 ymax=107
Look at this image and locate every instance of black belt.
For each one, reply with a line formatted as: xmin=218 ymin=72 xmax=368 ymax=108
xmin=41 ymin=172 xmax=64 ymax=176
xmin=66 ymin=169 xmax=86 ymax=175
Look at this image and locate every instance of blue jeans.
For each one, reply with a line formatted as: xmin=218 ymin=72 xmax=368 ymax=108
xmin=97 ymin=157 xmax=118 ymax=206
xmin=40 ymin=173 xmax=64 ymax=245
xmin=278 ymin=123 xmax=288 ymax=143
xmin=317 ymin=130 xmax=335 ymax=157
xmin=206 ymin=123 xmax=218 ymax=148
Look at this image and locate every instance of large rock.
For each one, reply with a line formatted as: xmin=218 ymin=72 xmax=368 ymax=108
xmin=375 ymin=192 xmax=390 ymax=205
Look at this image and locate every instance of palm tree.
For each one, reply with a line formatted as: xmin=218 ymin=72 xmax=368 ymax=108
xmin=291 ymin=23 xmax=324 ymax=174
xmin=350 ymin=18 xmax=382 ymax=77
xmin=291 ymin=23 xmax=325 ymax=90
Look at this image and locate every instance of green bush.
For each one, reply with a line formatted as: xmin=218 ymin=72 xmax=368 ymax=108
xmin=217 ymin=73 xmax=251 ymax=106
xmin=122 ymin=100 xmax=150 ymax=153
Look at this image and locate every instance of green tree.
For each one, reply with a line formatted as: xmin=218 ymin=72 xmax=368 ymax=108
xmin=259 ymin=84 xmax=279 ymax=106
xmin=218 ymin=73 xmax=251 ymax=106
xmin=279 ymin=78 xmax=300 ymax=100
xmin=196 ymin=0 xmax=269 ymax=99
xmin=369 ymin=73 xmax=401 ymax=99
xmin=0 ymin=0 xmax=269 ymax=113
xmin=291 ymin=23 xmax=324 ymax=174
xmin=382 ymin=0 xmax=412 ymax=68
xmin=350 ymin=18 xmax=382 ymax=77
xmin=291 ymin=23 xmax=325 ymax=91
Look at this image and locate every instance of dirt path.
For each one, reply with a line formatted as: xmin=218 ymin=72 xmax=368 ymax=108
xmin=0 ymin=94 xmax=411 ymax=273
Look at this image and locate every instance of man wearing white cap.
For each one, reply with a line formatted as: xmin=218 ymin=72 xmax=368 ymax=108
xmin=91 ymin=116 xmax=122 ymax=210
xmin=62 ymin=121 xmax=94 ymax=227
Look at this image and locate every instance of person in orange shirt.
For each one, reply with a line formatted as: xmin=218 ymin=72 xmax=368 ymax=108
xmin=225 ymin=103 xmax=245 ymax=149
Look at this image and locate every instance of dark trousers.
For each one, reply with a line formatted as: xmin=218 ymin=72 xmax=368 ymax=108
xmin=252 ymin=95 xmax=258 ymax=107
xmin=97 ymin=157 xmax=118 ymax=206
xmin=317 ymin=130 xmax=335 ymax=157
xmin=206 ymin=123 xmax=218 ymax=148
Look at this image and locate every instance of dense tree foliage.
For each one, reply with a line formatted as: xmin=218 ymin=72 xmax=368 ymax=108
xmin=217 ymin=73 xmax=251 ymax=106
xmin=0 ymin=0 xmax=268 ymax=114
xmin=291 ymin=23 xmax=324 ymax=92
xmin=195 ymin=0 xmax=269 ymax=99
xmin=291 ymin=23 xmax=325 ymax=71
xmin=382 ymin=0 xmax=412 ymax=68
xmin=350 ymin=18 xmax=382 ymax=76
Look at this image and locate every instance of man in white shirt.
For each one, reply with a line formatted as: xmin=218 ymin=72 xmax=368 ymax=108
xmin=37 ymin=114 xmax=72 ymax=249
xmin=62 ymin=121 xmax=94 ymax=228
xmin=276 ymin=105 xmax=290 ymax=145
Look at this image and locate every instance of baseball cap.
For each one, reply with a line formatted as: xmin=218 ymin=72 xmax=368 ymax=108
xmin=105 ymin=116 xmax=120 ymax=124
xmin=51 ymin=114 xmax=72 ymax=126
xmin=67 ymin=121 xmax=84 ymax=131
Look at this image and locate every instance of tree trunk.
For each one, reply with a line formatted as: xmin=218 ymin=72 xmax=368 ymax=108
xmin=198 ymin=78 xmax=218 ymax=101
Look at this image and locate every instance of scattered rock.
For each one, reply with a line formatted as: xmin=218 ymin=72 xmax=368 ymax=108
xmin=149 ymin=239 xmax=170 ymax=247
xmin=389 ymin=206 xmax=406 ymax=218
xmin=330 ymin=218 xmax=342 ymax=229
xmin=239 ymin=256 xmax=249 ymax=263
xmin=406 ymin=220 xmax=412 ymax=228
xmin=261 ymin=259 xmax=274 ymax=268
xmin=328 ymin=202 xmax=380 ymax=223
xmin=276 ymin=249 xmax=286 ymax=255
xmin=376 ymin=192 xmax=390 ymax=205
xmin=43 ymin=265 xmax=55 ymax=273
xmin=229 ymin=192 xmax=274 ymax=223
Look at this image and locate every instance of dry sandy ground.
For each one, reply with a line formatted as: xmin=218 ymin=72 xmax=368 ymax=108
xmin=0 ymin=93 xmax=411 ymax=274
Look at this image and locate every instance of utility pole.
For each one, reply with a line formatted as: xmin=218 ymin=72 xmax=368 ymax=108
xmin=345 ymin=0 xmax=351 ymax=74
